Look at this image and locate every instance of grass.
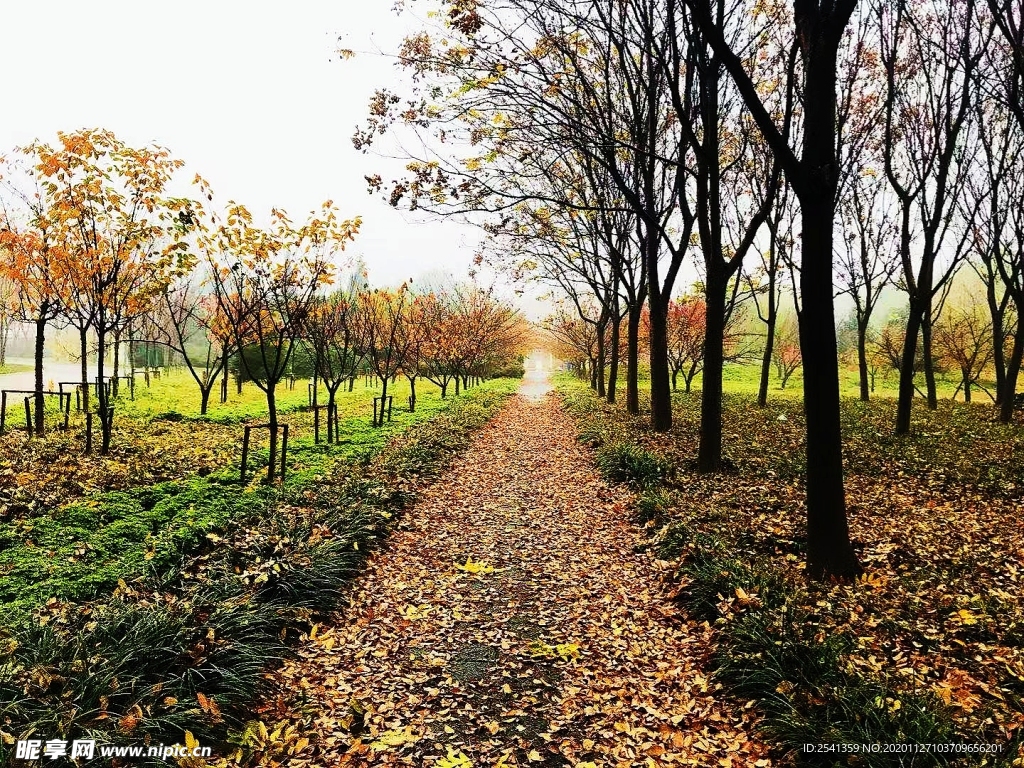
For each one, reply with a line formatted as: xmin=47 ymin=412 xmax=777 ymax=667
xmin=0 ymin=378 xmax=518 ymax=766
xmin=558 ymin=374 xmax=1024 ymax=767
xmin=0 ymin=362 xmax=33 ymax=375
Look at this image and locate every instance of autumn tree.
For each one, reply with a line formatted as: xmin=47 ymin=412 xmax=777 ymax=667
xmin=363 ymin=285 xmax=412 ymax=426
xmin=835 ymin=167 xmax=900 ymax=401
xmin=664 ymin=297 xmax=707 ymax=393
xmin=306 ymin=283 xmax=369 ymax=440
xmin=772 ymin=315 xmax=802 ymax=389
xmin=880 ymin=0 xmax=990 ymax=430
xmin=27 ymin=129 xmax=184 ymax=452
xmin=358 ymin=0 xmax=694 ymax=432
xmin=209 ymin=201 xmax=360 ymax=478
xmin=934 ymin=294 xmax=994 ymax=402
xmin=543 ymin=303 xmax=600 ymax=380
xmin=0 ymin=273 xmax=14 ymax=368
xmin=683 ymin=0 xmax=863 ymax=577
xmin=967 ymin=23 xmax=1024 ymax=420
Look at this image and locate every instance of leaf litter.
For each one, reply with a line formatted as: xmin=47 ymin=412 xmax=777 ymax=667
xmin=252 ymin=392 xmax=770 ymax=767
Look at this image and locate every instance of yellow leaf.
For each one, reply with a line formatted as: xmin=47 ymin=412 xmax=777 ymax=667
xmin=370 ymin=727 xmax=419 ymax=749
xmin=437 ymin=747 xmax=473 ymax=767
xmin=455 ymin=557 xmax=494 ymax=575
xmin=527 ymin=750 xmax=543 ymax=762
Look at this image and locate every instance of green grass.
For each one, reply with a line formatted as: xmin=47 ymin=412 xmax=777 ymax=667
xmin=0 ymin=378 xmax=510 ymax=626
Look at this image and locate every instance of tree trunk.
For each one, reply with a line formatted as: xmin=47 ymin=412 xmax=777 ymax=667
xmin=962 ymin=370 xmax=972 ymax=403
xmin=97 ymin=327 xmax=112 ymax=454
xmin=698 ymin=279 xmax=726 ymax=471
xmin=758 ymin=312 xmax=776 ymax=408
xmin=80 ymin=327 xmax=90 ymax=413
xmin=200 ymin=386 xmax=211 ymax=415
xmin=626 ymin=303 xmax=641 ymax=415
xmin=857 ymin=320 xmax=870 ymax=402
xmin=327 ymin=386 xmax=339 ymax=443
xmin=671 ymin=368 xmax=678 ymax=391
xmin=896 ymin=305 xmax=924 ymax=434
xmin=607 ymin=301 xmax=621 ymax=404
xmin=988 ymin=279 xmax=1007 ymax=404
xmin=595 ymin=318 xmax=607 ymax=398
xmin=922 ymin=311 xmax=938 ymax=409
xmin=999 ymin=307 xmax=1024 ymax=423
xmin=796 ymin=41 xmax=860 ymax=579
xmin=377 ymin=373 xmax=389 ymax=427
xmin=33 ymin=312 xmax=47 ymax=437
xmin=409 ymin=376 xmax=416 ymax=412
xmin=112 ymin=330 xmax=121 ymax=398
xmin=441 ymin=380 xmax=448 ymax=399
xmin=266 ymin=386 xmax=278 ymax=481
xmin=799 ymin=190 xmax=859 ymax=579
xmin=221 ymin=348 xmax=229 ymax=403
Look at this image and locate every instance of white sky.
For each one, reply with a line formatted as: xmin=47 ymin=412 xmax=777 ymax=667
xmin=0 ymin=0 xmax=538 ymax=306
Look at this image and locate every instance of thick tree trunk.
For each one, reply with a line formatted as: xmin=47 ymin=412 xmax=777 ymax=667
xmin=896 ymin=305 xmax=924 ymax=434
xmin=34 ymin=313 xmax=47 ymax=437
xmin=799 ymin=190 xmax=859 ymax=579
xmin=698 ymin=277 xmax=726 ymax=471
xmin=626 ymin=304 xmax=641 ymax=415
xmin=441 ymin=381 xmax=448 ymax=399
xmin=796 ymin=42 xmax=860 ymax=579
xmin=200 ymin=386 xmax=211 ymax=415
xmin=962 ymin=371 xmax=972 ymax=403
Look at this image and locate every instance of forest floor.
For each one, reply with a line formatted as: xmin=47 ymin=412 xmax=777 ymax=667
xmin=255 ymin=380 xmax=769 ymax=767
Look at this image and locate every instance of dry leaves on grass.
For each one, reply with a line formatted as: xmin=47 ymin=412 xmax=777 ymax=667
xmin=245 ymin=393 xmax=769 ymax=767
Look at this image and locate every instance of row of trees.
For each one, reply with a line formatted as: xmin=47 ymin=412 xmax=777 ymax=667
xmin=0 ymin=130 xmax=525 ymax=472
xmin=355 ymin=0 xmax=1024 ymax=578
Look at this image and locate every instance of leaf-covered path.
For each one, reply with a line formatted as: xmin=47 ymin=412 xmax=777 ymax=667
xmin=260 ymin=380 xmax=769 ymax=766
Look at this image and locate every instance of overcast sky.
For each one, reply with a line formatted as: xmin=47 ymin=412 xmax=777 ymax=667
xmin=0 ymin=1 xmax=544 ymax=309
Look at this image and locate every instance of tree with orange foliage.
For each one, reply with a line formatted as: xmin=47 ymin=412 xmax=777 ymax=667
xmin=26 ymin=129 xmax=184 ymax=452
xmin=0 ymin=155 xmax=71 ymax=436
xmin=665 ymin=297 xmax=707 ymax=394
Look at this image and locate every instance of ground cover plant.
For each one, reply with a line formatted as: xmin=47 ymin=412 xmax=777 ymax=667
xmin=558 ymin=377 xmax=1024 ymax=767
xmin=0 ymin=372 xmax=439 ymax=523
xmin=0 ymin=378 xmax=517 ymax=766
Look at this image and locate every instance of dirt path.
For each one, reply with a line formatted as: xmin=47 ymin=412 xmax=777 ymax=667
xmin=260 ymin=384 xmax=769 ymax=767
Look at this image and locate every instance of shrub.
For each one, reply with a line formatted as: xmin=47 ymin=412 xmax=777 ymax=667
xmin=594 ymin=443 xmax=668 ymax=488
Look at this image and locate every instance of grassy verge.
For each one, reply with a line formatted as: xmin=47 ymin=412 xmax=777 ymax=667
xmin=0 ymin=379 xmax=518 ymax=767
xmin=558 ymin=377 xmax=1023 ymax=767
